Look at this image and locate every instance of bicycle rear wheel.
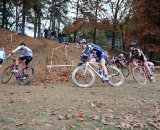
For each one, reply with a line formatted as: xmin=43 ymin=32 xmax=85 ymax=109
xmin=121 ymin=66 xmax=130 ymax=77
xmin=107 ymin=66 xmax=124 ymax=87
xmin=18 ymin=65 xmax=35 ymax=85
xmin=1 ymin=66 xmax=13 ymax=84
xmin=72 ymin=65 xmax=95 ymax=88
xmin=132 ymin=66 xmax=146 ymax=85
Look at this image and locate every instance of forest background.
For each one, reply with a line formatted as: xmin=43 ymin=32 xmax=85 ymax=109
xmin=0 ymin=0 xmax=160 ymax=60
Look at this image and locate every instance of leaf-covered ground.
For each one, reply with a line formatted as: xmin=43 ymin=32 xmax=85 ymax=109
xmin=0 ymin=79 xmax=160 ymax=130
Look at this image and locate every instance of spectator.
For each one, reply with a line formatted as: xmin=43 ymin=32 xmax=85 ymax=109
xmin=61 ymin=32 xmax=67 ymax=44
xmin=58 ymin=32 xmax=62 ymax=43
xmin=50 ymin=31 xmax=56 ymax=40
xmin=76 ymin=37 xmax=80 ymax=48
xmin=47 ymin=28 xmax=51 ymax=39
xmin=44 ymin=28 xmax=48 ymax=38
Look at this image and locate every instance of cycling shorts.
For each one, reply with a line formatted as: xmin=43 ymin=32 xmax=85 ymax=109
xmin=0 ymin=59 xmax=3 ymax=64
xmin=137 ymin=55 xmax=147 ymax=62
xmin=95 ymin=52 xmax=106 ymax=62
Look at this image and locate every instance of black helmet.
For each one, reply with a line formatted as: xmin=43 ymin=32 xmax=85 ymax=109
xmin=20 ymin=42 xmax=26 ymax=46
xmin=129 ymin=43 xmax=136 ymax=48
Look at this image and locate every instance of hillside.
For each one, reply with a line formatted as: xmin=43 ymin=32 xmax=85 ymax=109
xmin=0 ymin=29 xmax=79 ymax=85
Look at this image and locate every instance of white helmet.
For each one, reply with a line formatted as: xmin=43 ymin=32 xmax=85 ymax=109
xmin=119 ymin=53 xmax=124 ymax=57
xmin=80 ymin=39 xmax=87 ymax=44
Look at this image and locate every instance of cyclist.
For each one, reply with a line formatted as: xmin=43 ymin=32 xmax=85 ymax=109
xmin=129 ymin=44 xmax=154 ymax=79
xmin=79 ymin=39 xmax=109 ymax=81
xmin=115 ymin=53 xmax=126 ymax=68
xmin=7 ymin=43 xmax=33 ymax=72
xmin=0 ymin=48 xmax=5 ymax=68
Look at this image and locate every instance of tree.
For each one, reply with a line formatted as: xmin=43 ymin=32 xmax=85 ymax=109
xmin=64 ymin=0 xmax=112 ymax=44
xmin=129 ymin=0 xmax=160 ymax=59
xmin=107 ymin=0 xmax=131 ymax=50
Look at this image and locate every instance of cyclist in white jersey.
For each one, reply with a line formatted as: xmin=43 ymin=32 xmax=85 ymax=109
xmin=8 ymin=43 xmax=33 ymax=71
xmin=0 ymin=48 xmax=5 ymax=68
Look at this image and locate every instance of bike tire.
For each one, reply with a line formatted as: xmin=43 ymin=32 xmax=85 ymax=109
xmin=121 ymin=66 xmax=130 ymax=77
xmin=72 ymin=65 xmax=95 ymax=88
xmin=107 ymin=66 xmax=124 ymax=87
xmin=18 ymin=65 xmax=35 ymax=85
xmin=1 ymin=66 xmax=13 ymax=84
xmin=132 ymin=66 xmax=147 ymax=85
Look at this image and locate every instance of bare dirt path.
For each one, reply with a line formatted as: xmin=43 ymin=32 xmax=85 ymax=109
xmin=0 ymin=77 xmax=160 ymax=130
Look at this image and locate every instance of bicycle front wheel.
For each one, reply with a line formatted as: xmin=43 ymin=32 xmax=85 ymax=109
xmin=72 ymin=65 xmax=95 ymax=88
xmin=18 ymin=65 xmax=35 ymax=85
xmin=132 ymin=66 xmax=147 ymax=85
xmin=1 ymin=66 xmax=13 ymax=84
xmin=107 ymin=66 xmax=124 ymax=87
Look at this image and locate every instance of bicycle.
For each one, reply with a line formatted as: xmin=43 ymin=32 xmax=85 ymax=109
xmin=107 ymin=57 xmax=130 ymax=77
xmin=72 ymin=61 xmax=124 ymax=88
xmin=1 ymin=57 xmax=35 ymax=85
xmin=131 ymin=59 xmax=156 ymax=85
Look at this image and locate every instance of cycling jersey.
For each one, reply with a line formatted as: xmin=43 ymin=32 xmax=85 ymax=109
xmin=118 ymin=55 xmax=125 ymax=61
xmin=81 ymin=43 xmax=106 ymax=62
xmin=129 ymin=47 xmax=147 ymax=62
xmin=0 ymin=48 xmax=5 ymax=60
xmin=12 ymin=45 xmax=33 ymax=57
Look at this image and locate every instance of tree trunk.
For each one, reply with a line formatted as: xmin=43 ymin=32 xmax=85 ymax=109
xmin=15 ymin=2 xmax=19 ymax=32
xmin=57 ymin=0 xmax=61 ymax=34
xmin=37 ymin=17 xmax=41 ymax=37
xmin=51 ymin=0 xmax=55 ymax=31
xmin=120 ymin=28 xmax=125 ymax=51
xmin=34 ymin=12 xmax=37 ymax=38
xmin=93 ymin=0 xmax=98 ymax=44
xmin=112 ymin=32 xmax=116 ymax=50
xmin=73 ymin=0 xmax=80 ymax=43
xmin=2 ymin=0 xmax=6 ymax=28
xmin=22 ymin=0 xmax=26 ymax=34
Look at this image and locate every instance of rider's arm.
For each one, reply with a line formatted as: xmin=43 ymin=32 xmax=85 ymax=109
xmin=80 ymin=45 xmax=93 ymax=62
xmin=128 ymin=52 xmax=133 ymax=63
xmin=8 ymin=46 xmax=22 ymax=58
xmin=12 ymin=46 xmax=22 ymax=53
xmin=136 ymin=48 xmax=142 ymax=57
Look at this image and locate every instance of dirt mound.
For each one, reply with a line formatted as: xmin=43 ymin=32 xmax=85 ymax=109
xmin=0 ymin=28 xmax=118 ymax=85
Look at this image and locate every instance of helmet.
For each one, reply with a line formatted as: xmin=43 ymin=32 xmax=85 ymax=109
xmin=80 ymin=39 xmax=87 ymax=44
xmin=129 ymin=42 xmax=136 ymax=48
xmin=19 ymin=42 xmax=26 ymax=46
xmin=119 ymin=53 xmax=124 ymax=57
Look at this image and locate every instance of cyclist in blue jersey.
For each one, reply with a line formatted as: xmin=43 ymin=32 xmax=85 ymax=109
xmin=79 ymin=39 xmax=109 ymax=81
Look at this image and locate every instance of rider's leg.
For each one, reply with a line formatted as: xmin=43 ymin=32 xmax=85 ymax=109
xmin=25 ymin=56 xmax=32 ymax=66
xmin=100 ymin=58 xmax=108 ymax=75
xmin=140 ymin=55 xmax=153 ymax=76
xmin=0 ymin=59 xmax=3 ymax=68
xmin=144 ymin=60 xmax=152 ymax=75
xmin=89 ymin=58 xmax=99 ymax=69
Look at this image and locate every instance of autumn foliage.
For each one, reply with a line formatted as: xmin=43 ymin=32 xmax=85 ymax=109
xmin=129 ymin=0 xmax=160 ymax=51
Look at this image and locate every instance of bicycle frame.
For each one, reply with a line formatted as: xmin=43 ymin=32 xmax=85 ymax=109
xmin=83 ymin=62 xmax=104 ymax=78
xmin=8 ymin=57 xmax=26 ymax=68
